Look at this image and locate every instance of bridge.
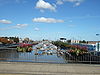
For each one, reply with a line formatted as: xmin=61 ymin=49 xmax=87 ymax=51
xmin=0 ymin=62 xmax=100 ymax=75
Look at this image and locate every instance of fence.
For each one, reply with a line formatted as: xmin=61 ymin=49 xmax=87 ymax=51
xmin=64 ymin=52 xmax=100 ymax=64
xmin=0 ymin=49 xmax=66 ymax=64
xmin=0 ymin=49 xmax=100 ymax=64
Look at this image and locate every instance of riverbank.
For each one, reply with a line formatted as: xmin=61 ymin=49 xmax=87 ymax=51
xmin=0 ymin=62 xmax=100 ymax=75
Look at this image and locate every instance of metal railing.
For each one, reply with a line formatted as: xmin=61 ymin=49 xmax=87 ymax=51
xmin=64 ymin=52 xmax=100 ymax=64
xmin=0 ymin=49 xmax=100 ymax=64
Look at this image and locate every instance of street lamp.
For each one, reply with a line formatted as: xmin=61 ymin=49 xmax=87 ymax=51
xmin=96 ymin=34 xmax=100 ymax=52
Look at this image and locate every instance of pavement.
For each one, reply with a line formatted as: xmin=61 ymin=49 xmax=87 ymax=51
xmin=0 ymin=62 xmax=100 ymax=75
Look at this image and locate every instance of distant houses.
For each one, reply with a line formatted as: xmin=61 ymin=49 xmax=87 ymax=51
xmin=71 ymin=40 xmax=80 ymax=43
xmin=87 ymin=41 xmax=100 ymax=52
xmin=59 ymin=37 xmax=100 ymax=55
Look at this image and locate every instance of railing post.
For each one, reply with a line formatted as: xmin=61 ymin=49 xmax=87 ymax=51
xmin=90 ymin=52 xmax=91 ymax=64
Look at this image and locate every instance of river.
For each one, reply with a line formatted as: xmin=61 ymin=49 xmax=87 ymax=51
xmin=0 ymin=48 xmax=68 ymax=64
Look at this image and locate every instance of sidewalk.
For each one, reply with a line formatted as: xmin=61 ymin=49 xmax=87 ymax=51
xmin=0 ymin=62 xmax=100 ymax=75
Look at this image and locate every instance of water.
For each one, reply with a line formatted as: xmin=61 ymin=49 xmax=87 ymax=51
xmin=0 ymin=49 xmax=67 ymax=64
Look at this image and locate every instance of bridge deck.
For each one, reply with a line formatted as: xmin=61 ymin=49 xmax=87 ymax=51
xmin=0 ymin=62 xmax=100 ymax=75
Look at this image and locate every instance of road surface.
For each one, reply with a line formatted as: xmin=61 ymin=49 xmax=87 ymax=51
xmin=0 ymin=62 xmax=100 ymax=75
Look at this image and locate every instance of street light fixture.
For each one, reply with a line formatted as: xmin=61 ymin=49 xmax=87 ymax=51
xmin=96 ymin=33 xmax=100 ymax=35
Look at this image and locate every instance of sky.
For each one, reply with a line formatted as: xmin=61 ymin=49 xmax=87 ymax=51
xmin=0 ymin=0 xmax=100 ymax=41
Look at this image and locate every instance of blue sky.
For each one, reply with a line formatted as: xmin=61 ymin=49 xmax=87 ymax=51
xmin=0 ymin=0 xmax=100 ymax=41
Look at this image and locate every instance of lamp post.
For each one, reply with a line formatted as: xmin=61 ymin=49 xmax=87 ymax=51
xmin=96 ymin=34 xmax=100 ymax=52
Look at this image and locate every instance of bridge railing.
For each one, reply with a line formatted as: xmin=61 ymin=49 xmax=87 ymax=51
xmin=0 ymin=48 xmax=100 ymax=64
xmin=64 ymin=51 xmax=100 ymax=64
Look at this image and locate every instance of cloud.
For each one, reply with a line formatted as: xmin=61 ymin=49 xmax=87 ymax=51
xmin=35 ymin=0 xmax=56 ymax=12
xmin=32 ymin=17 xmax=64 ymax=23
xmin=14 ymin=24 xmax=28 ymax=28
xmin=56 ymin=0 xmax=84 ymax=6
xmin=34 ymin=27 xmax=40 ymax=31
xmin=0 ymin=26 xmax=13 ymax=30
xmin=75 ymin=2 xmax=80 ymax=6
xmin=0 ymin=0 xmax=27 ymax=6
xmin=56 ymin=0 xmax=64 ymax=5
xmin=63 ymin=0 xmax=84 ymax=3
xmin=0 ymin=23 xmax=28 ymax=30
xmin=0 ymin=19 xmax=12 ymax=24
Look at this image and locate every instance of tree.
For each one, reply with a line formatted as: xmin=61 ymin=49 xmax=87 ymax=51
xmin=0 ymin=37 xmax=19 ymax=44
xmin=67 ymin=40 xmax=71 ymax=43
xmin=79 ymin=40 xmax=87 ymax=43
xmin=23 ymin=37 xmax=29 ymax=43
xmin=0 ymin=38 xmax=8 ymax=44
xmin=13 ymin=37 xmax=19 ymax=43
xmin=52 ymin=41 xmax=70 ymax=49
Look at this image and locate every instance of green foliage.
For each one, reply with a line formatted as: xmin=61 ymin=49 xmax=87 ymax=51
xmin=13 ymin=37 xmax=19 ymax=43
xmin=52 ymin=41 xmax=69 ymax=49
xmin=67 ymin=40 xmax=71 ymax=43
xmin=79 ymin=40 xmax=87 ymax=43
xmin=9 ymin=37 xmax=19 ymax=43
